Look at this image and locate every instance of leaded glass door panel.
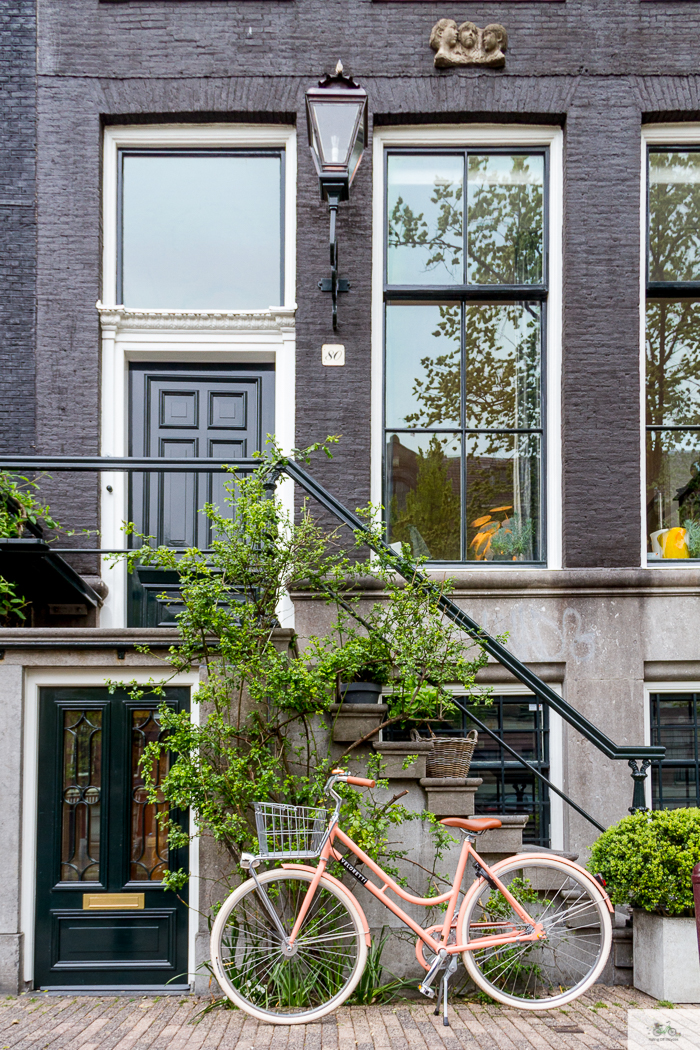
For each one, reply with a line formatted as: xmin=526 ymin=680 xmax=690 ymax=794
xmin=35 ymin=687 xmax=189 ymax=989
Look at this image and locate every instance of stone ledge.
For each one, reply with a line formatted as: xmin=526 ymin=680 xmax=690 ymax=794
xmin=420 ymin=777 xmax=483 ymax=816
xmin=373 ymin=740 xmax=434 ymax=779
xmin=329 ymin=703 xmax=388 ymax=743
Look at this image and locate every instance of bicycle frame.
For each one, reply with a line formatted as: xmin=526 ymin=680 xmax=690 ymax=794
xmin=286 ymin=823 xmax=546 ymax=955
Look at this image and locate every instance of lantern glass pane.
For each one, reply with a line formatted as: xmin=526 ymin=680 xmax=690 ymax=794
xmin=311 ymin=101 xmax=360 ymax=168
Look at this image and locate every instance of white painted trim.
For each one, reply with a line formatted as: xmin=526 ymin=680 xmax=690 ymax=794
xmin=643 ymin=124 xmax=700 ymax=146
xmin=21 ymin=666 xmax=200 ymax=989
xmin=99 ymin=126 xmax=297 ymax=627
xmin=640 ymin=125 xmax=700 ymax=569
xmin=640 ymin=133 xmax=649 ymax=567
xmin=371 ymin=125 xmax=564 ymax=571
xmin=643 ymin=680 xmax=700 ymax=811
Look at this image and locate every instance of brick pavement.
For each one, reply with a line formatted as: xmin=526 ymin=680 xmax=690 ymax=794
xmin=0 ymin=986 xmax=662 ymax=1050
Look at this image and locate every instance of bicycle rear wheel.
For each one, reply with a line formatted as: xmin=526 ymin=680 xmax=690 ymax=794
xmin=459 ymin=856 xmax=612 ymax=1008
xmin=210 ymin=868 xmax=367 ymax=1024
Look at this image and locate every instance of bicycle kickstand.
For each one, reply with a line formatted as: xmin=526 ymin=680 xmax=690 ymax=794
xmin=433 ymin=956 xmax=459 ymax=1027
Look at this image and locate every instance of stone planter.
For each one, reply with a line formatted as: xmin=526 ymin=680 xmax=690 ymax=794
xmin=372 ymin=739 xmax=434 ymax=779
xmin=633 ymin=910 xmax=700 ymax=1002
xmin=329 ymin=703 xmax=388 ymax=742
xmin=338 ymin=681 xmax=383 ymax=704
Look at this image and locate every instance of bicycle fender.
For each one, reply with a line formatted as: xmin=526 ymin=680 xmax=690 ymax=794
xmin=280 ymin=863 xmax=372 ymax=946
xmin=486 ymin=852 xmax=615 ymax=913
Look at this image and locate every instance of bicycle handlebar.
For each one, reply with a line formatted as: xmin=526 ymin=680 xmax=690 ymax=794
xmin=327 ymin=769 xmax=377 ymax=792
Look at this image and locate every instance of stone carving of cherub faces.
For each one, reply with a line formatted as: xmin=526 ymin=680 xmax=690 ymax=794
xmin=481 ymin=24 xmax=508 ymax=66
xmin=430 ymin=18 xmax=508 ymax=68
xmin=429 ymin=18 xmax=461 ymax=68
xmin=457 ymin=21 xmax=479 ymax=56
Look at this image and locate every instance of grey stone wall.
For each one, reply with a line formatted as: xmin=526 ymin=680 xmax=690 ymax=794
xmin=0 ymin=0 xmax=36 ymax=456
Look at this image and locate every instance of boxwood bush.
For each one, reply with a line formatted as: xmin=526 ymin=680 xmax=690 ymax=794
xmin=589 ymin=808 xmax=700 ymax=916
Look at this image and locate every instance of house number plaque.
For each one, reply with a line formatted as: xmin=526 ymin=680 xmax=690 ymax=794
xmin=82 ymin=893 xmax=145 ymax=910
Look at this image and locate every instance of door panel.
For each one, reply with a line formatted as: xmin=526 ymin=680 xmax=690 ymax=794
xmin=35 ymin=687 xmax=189 ymax=989
xmin=129 ymin=364 xmax=274 ymax=626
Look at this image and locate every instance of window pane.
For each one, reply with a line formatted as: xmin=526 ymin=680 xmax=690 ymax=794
xmin=646 ymin=430 xmax=700 ymax=558
xmin=121 ymin=153 xmax=282 ymax=309
xmin=649 ymin=151 xmax=700 ymax=283
xmin=386 ymin=432 xmax=461 ymax=560
xmin=646 ymin=300 xmax=700 ymax=426
xmin=467 ymin=154 xmax=544 ymax=286
xmin=386 ymin=154 xmax=463 ymax=286
xmin=61 ymin=710 xmax=102 ymax=883
xmin=655 ymin=767 xmax=699 ymax=807
xmin=465 ymin=302 xmax=541 ymax=429
xmin=385 ymin=303 xmax=460 ymax=429
xmin=131 ymin=710 xmax=169 ymax=882
xmin=466 ymin=433 xmax=541 ymax=562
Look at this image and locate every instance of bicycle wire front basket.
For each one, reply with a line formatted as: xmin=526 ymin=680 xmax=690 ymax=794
xmin=254 ymin=801 xmax=332 ymax=860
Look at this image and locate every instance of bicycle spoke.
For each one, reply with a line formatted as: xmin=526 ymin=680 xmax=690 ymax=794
xmin=462 ymin=859 xmax=611 ymax=1007
xmin=214 ymin=873 xmax=364 ymax=1020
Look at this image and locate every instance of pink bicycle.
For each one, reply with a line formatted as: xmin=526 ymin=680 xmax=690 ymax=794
xmin=211 ymin=771 xmax=613 ymax=1024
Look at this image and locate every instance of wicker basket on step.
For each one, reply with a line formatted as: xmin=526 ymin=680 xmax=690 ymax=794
xmin=426 ymin=729 xmax=478 ymax=779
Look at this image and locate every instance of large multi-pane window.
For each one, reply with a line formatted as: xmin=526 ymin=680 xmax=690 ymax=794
xmin=383 ymin=149 xmax=547 ymax=563
xmin=650 ymin=692 xmax=700 ymax=808
xmin=646 ymin=150 xmax=700 ymax=561
xmin=119 ymin=150 xmax=283 ymax=310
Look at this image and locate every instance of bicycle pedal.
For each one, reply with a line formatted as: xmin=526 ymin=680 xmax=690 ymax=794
xmin=418 ymin=982 xmax=436 ymax=999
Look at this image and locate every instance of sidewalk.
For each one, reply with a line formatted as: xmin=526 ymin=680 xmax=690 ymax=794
xmin=0 ymin=986 xmax=660 ymax=1050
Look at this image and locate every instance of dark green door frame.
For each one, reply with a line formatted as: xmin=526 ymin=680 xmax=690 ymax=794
xmin=35 ymin=687 xmax=190 ymax=989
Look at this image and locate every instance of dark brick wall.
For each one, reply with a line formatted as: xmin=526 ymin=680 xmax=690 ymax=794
xmin=0 ymin=0 xmax=36 ymax=455
xmin=22 ymin=0 xmax=700 ymax=567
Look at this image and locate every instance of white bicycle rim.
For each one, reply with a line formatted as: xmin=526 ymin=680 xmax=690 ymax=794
xmin=459 ymin=856 xmax=612 ymax=1009
xmin=210 ymin=867 xmax=368 ymax=1024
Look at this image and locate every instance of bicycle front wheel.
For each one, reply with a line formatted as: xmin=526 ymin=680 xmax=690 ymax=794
xmin=459 ymin=856 xmax=612 ymax=1009
xmin=210 ymin=868 xmax=368 ymax=1024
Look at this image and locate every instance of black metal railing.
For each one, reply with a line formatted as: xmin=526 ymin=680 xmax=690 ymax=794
xmin=0 ymin=454 xmax=664 ymax=822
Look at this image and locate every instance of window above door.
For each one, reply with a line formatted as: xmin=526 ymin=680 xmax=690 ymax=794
xmin=102 ymin=125 xmax=296 ymax=312
xmin=119 ymin=150 xmax=283 ymax=310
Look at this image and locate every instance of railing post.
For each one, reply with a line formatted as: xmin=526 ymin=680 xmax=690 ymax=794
xmin=628 ymin=758 xmax=651 ymax=814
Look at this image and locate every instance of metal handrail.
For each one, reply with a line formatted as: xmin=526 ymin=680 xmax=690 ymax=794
xmin=0 ymin=453 xmax=663 ymax=814
xmin=449 ymin=696 xmax=605 ymax=833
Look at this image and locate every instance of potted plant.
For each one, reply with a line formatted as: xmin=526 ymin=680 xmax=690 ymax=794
xmin=589 ymin=809 xmax=700 ymax=1002
xmin=323 ymin=634 xmax=394 ymax=704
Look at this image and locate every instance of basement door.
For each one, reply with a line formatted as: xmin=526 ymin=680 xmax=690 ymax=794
xmin=34 ymin=687 xmax=190 ymax=990
xmin=128 ymin=364 xmax=275 ymax=626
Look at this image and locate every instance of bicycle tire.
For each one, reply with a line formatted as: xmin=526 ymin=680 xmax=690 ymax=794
xmin=459 ymin=855 xmax=612 ymax=1008
xmin=210 ymin=868 xmax=368 ymax=1024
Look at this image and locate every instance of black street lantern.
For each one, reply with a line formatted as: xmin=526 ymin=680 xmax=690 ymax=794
xmin=306 ymin=61 xmax=368 ymax=329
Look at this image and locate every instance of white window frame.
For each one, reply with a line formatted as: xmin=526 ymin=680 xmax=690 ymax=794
xmin=640 ymin=125 xmax=700 ymax=567
xmin=371 ymin=125 xmax=563 ymax=571
xmin=99 ymin=125 xmax=297 ymax=627
xmin=20 ymin=665 xmax=201 ymax=989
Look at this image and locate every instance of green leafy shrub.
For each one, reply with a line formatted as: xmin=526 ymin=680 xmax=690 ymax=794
xmin=112 ymin=440 xmax=490 ymax=897
xmin=0 ymin=472 xmax=65 ymax=624
xmin=589 ymin=809 xmax=700 ymax=916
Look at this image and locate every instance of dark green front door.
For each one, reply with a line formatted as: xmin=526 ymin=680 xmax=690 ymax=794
xmin=35 ymin=687 xmax=190 ymax=989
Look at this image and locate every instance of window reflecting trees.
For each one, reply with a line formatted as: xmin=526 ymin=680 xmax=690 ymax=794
xmin=646 ymin=151 xmax=700 ymax=559
xmin=384 ymin=150 xmax=546 ymax=562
